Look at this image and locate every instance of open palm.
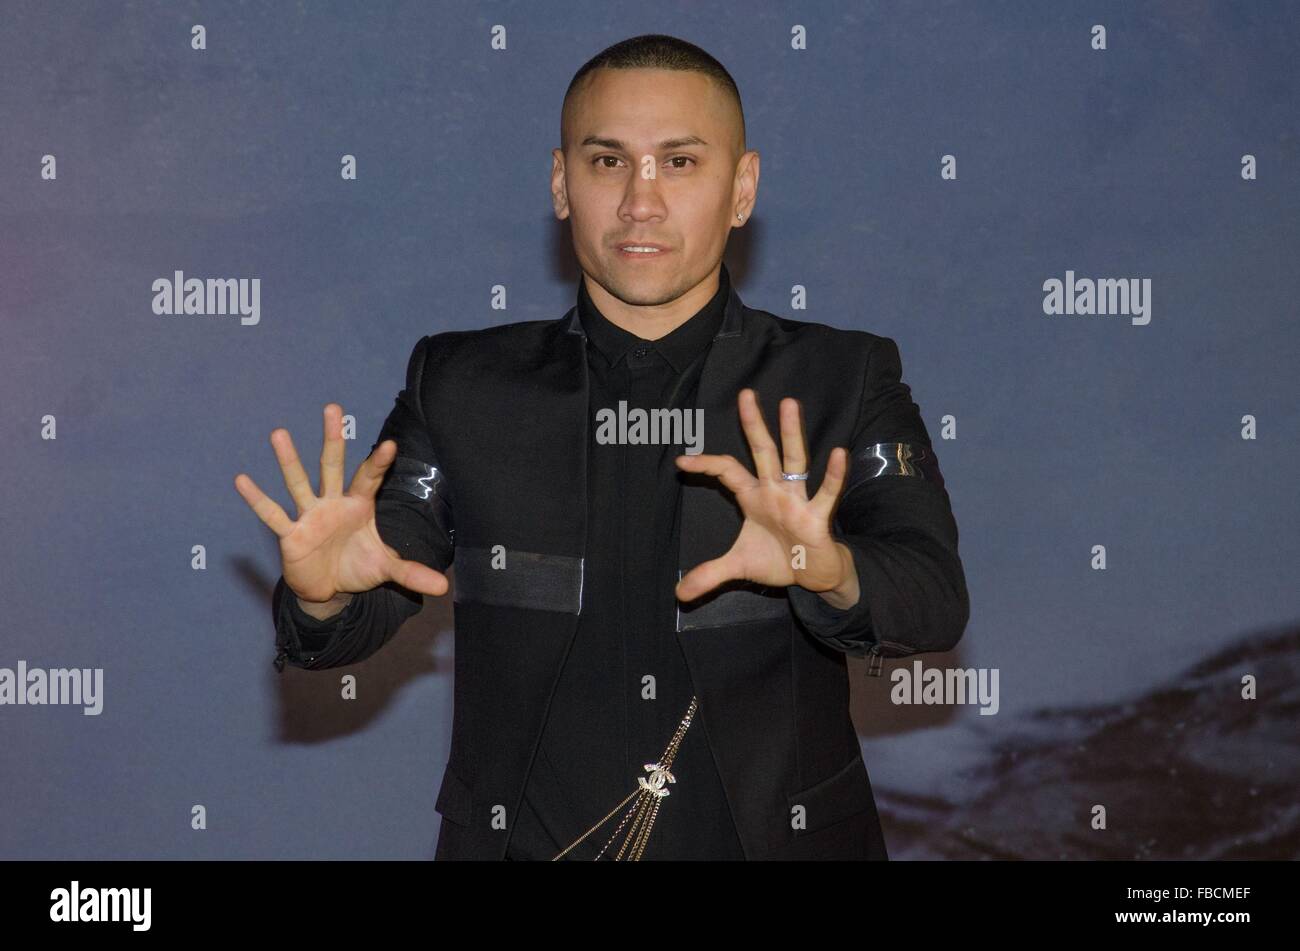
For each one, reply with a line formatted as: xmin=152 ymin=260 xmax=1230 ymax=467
xmin=234 ymin=403 xmax=449 ymax=605
xmin=674 ymin=388 xmax=856 ymax=605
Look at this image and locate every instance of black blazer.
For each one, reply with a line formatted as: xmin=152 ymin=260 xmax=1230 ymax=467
xmin=272 ymin=276 xmax=970 ymax=860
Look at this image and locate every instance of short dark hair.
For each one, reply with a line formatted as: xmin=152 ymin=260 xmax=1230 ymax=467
xmin=562 ymin=34 xmax=745 ymax=152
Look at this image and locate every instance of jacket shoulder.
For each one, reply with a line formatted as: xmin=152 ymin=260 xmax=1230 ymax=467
xmin=412 ymin=316 xmax=562 ymax=380
xmin=740 ymin=303 xmax=888 ymax=355
xmin=422 ymin=316 xmax=557 ymax=354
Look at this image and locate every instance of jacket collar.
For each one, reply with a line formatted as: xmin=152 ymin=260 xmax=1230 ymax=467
xmin=563 ymin=260 xmax=744 ymax=344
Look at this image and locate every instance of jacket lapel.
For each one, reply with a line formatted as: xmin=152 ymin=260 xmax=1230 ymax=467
xmin=552 ymin=304 xmax=591 ymax=566
xmin=673 ymin=281 xmax=792 ymax=636
xmin=677 ymin=279 xmax=749 ymax=577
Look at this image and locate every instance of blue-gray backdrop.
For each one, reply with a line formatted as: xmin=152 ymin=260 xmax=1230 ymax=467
xmin=1 ymin=0 xmax=1296 ymax=860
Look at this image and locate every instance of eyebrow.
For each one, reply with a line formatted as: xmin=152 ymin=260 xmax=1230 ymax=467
xmin=580 ymin=135 xmax=709 ymax=151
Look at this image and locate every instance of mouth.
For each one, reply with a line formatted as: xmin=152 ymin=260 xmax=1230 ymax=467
xmin=615 ymin=243 xmax=670 ymax=259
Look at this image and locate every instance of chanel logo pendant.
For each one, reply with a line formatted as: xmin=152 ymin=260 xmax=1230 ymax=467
xmin=638 ymin=762 xmax=677 ymax=798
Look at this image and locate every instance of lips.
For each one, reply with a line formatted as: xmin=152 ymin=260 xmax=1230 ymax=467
xmin=616 ymin=243 xmax=669 ymax=257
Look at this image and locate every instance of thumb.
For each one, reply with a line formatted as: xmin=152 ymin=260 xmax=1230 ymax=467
xmin=386 ymin=557 xmax=450 ymax=598
xmin=676 ymin=554 xmax=740 ymax=603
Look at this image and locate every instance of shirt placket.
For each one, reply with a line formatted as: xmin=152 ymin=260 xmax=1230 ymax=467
xmin=623 ymin=343 xmax=665 ymax=787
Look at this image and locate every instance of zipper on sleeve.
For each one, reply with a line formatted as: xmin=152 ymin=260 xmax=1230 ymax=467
xmin=864 ymin=638 xmax=919 ymax=676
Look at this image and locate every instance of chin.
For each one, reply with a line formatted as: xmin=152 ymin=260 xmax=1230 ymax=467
xmin=601 ymin=265 xmax=677 ymax=304
xmin=616 ymin=281 xmax=682 ymax=308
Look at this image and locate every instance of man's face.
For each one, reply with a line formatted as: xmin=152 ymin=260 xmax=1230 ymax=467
xmin=553 ymin=67 xmax=756 ymax=310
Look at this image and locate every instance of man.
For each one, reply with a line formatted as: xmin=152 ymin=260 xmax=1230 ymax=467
xmin=234 ymin=34 xmax=969 ymax=860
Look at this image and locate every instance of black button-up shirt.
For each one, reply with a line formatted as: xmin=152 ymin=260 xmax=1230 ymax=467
xmin=504 ymin=266 xmax=747 ymax=860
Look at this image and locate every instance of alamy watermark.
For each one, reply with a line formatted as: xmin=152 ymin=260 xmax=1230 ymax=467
xmin=0 ymin=662 xmax=103 ymax=715
xmin=50 ymin=881 xmax=150 ymax=931
xmin=594 ymin=401 xmax=704 ymax=454
xmin=152 ymin=270 xmax=260 ymax=325
xmin=890 ymin=660 xmax=999 ymax=715
xmin=1042 ymin=269 xmax=1151 ymax=325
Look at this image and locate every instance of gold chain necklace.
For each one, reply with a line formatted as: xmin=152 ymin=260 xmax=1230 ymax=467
xmin=551 ymin=695 xmax=698 ymax=861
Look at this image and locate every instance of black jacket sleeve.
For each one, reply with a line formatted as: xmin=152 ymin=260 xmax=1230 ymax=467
xmin=787 ymin=334 xmax=969 ymax=659
xmin=272 ymin=333 xmax=456 ymax=672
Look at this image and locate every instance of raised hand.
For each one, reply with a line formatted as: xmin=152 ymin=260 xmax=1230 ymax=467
xmin=234 ymin=403 xmax=450 ymax=606
xmin=673 ymin=388 xmax=860 ymax=610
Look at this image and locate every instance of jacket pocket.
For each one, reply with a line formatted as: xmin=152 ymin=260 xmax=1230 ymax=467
xmin=786 ymin=752 xmax=876 ymax=835
xmin=434 ymin=764 xmax=473 ymax=828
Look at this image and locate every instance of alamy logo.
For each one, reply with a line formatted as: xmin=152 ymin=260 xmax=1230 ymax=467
xmin=151 ymin=270 xmax=260 ymax=325
xmin=890 ymin=660 xmax=999 ymax=715
xmin=49 ymin=881 xmax=150 ymax=931
xmin=595 ymin=401 xmax=704 ymax=455
xmin=1042 ymin=269 xmax=1151 ymax=325
xmin=0 ymin=661 xmax=103 ymax=715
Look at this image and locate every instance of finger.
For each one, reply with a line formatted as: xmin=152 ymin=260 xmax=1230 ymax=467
xmin=270 ymin=427 xmax=318 ymax=516
xmin=809 ymin=446 xmax=849 ymax=521
xmin=386 ymin=557 xmax=450 ymax=598
xmin=233 ymin=473 xmax=296 ymax=539
xmin=737 ymin=388 xmax=781 ymax=481
xmin=778 ymin=397 xmax=809 ymax=496
xmin=675 ymin=552 xmax=743 ymax=603
xmin=674 ymin=452 xmax=759 ymax=495
xmin=349 ymin=439 xmax=397 ymax=498
xmin=320 ymin=403 xmax=346 ymax=497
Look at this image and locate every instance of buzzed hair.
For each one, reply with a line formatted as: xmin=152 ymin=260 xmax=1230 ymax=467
xmin=562 ymin=34 xmax=746 ymax=153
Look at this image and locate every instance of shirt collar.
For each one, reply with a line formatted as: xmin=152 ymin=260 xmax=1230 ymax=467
xmin=576 ymin=262 xmax=731 ymax=373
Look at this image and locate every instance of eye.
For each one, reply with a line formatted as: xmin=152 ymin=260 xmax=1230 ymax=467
xmin=594 ymin=155 xmax=625 ymax=169
xmin=667 ymin=156 xmax=696 ymax=168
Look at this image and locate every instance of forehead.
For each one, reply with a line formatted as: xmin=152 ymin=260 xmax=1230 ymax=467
xmin=567 ymin=67 xmax=732 ymax=145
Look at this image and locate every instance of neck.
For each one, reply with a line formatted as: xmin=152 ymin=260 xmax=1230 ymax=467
xmin=583 ymin=265 xmax=722 ymax=341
